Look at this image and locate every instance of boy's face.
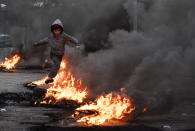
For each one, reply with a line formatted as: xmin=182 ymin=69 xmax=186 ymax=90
xmin=53 ymin=28 xmax=62 ymax=36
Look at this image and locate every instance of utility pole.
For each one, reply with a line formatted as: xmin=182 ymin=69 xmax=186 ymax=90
xmin=134 ymin=0 xmax=138 ymax=31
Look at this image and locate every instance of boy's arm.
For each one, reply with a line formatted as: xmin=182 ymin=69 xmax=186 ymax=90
xmin=64 ymin=33 xmax=80 ymax=48
xmin=34 ymin=37 xmax=49 ymax=47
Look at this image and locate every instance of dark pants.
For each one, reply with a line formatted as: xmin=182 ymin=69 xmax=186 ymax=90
xmin=48 ymin=53 xmax=63 ymax=78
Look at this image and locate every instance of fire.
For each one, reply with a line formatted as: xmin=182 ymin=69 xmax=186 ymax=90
xmin=28 ymin=59 xmax=135 ymax=126
xmin=0 ymin=54 xmax=21 ymax=70
xmin=73 ymin=90 xmax=135 ymax=126
xmin=27 ymin=76 xmax=48 ymax=87
xmin=32 ymin=59 xmax=87 ymax=103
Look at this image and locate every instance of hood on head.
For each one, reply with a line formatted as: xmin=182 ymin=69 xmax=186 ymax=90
xmin=51 ymin=19 xmax=64 ymax=32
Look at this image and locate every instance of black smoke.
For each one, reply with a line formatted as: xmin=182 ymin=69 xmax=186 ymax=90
xmin=72 ymin=0 xmax=195 ymax=116
xmin=1 ymin=0 xmax=195 ymax=117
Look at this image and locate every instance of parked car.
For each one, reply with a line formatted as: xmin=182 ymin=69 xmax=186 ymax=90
xmin=0 ymin=34 xmax=12 ymax=48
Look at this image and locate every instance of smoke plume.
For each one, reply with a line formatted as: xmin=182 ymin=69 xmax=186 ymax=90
xmin=1 ymin=0 xmax=195 ymax=116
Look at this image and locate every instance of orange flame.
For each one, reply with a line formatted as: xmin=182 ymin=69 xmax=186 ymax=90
xmin=29 ymin=76 xmax=48 ymax=86
xmin=73 ymin=91 xmax=135 ymax=126
xmin=0 ymin=54 xmax=21 ymax=70
xmin=32 ymin=59 xmax=87 ymax=103
xmin=30 ymin=59 xmax=135 ymax=126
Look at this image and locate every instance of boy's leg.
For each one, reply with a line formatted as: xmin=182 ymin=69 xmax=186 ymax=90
xmin=45 ymin=53 xmax=63 ymax=84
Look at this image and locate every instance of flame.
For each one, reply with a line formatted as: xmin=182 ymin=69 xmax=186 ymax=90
xmin=28 ymin=59 xmax=135 ymax=126
xmin=73 ymin=91 xmax=135 ymax=126
xmin=27 ymin=76 xmax=48 ymax=87
xmin=32 ymin=59 xmax=87 ymax=103
xmin=0 ymin=54 xmax=21 ymax=70
xmin=143 ymin=108 xmax=147 ymax=112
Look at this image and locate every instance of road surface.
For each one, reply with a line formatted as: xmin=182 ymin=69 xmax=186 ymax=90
xmin=0 ymin=70 xmax=195 ymax=131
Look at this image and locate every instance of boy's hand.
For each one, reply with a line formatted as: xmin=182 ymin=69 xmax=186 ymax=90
xmin=76 ymin=44 xmax=80 ymax=49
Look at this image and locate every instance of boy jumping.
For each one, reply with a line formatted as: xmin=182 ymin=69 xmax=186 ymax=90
xmin=34 ymin=19 xmax=80 ymax=84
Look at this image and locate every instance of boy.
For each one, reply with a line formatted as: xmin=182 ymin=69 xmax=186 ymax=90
xmin=34 ymin=19 xmax=80 ymax=84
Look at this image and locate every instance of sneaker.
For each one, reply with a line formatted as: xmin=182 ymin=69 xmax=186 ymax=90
xmin=45 ymin=77 xmax=54 ymax=84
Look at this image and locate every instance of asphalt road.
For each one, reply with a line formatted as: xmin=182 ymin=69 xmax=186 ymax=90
xmin=0 ymin=70 xmax=195 ymax=131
